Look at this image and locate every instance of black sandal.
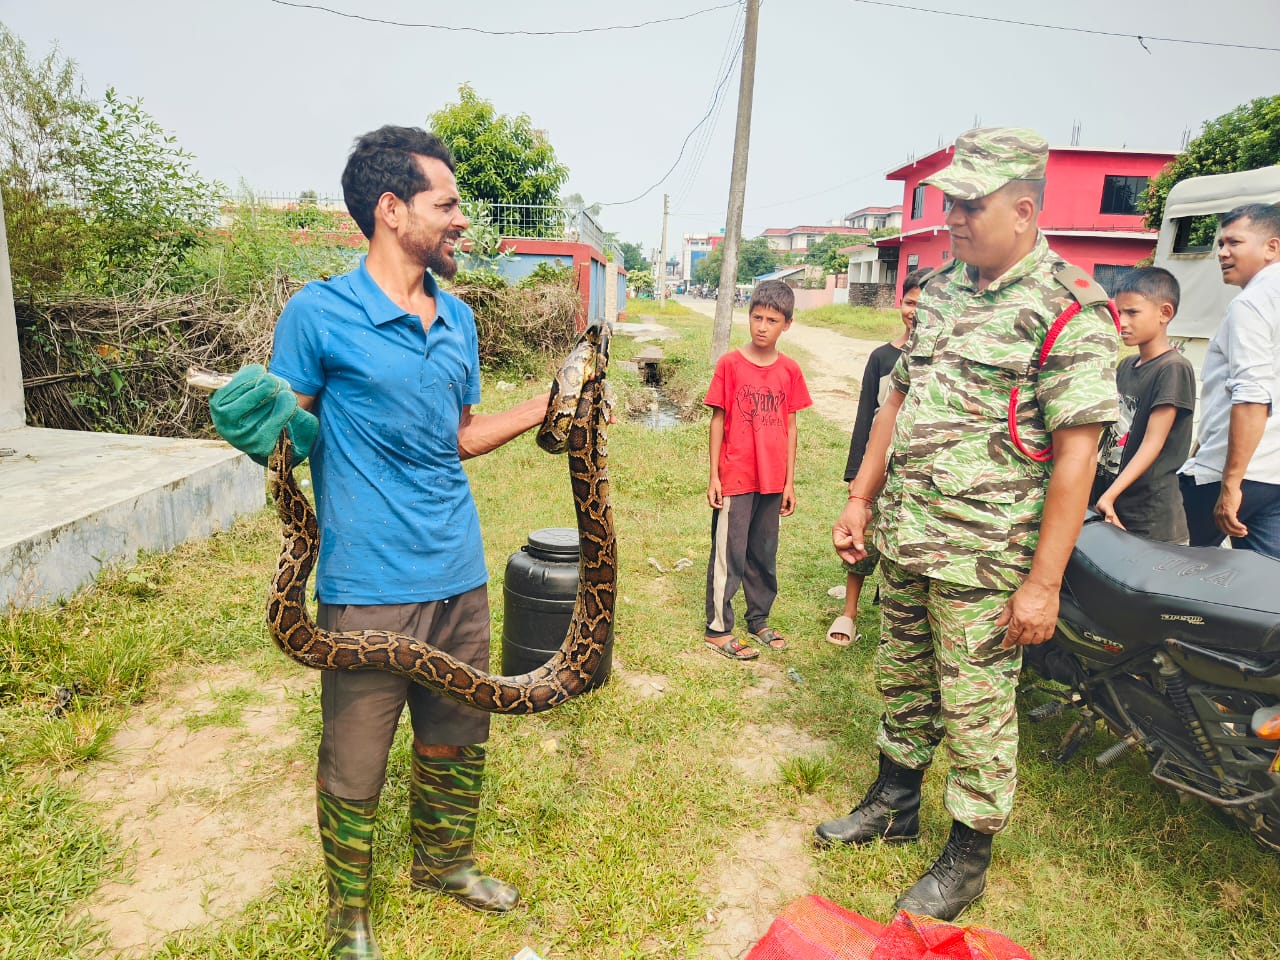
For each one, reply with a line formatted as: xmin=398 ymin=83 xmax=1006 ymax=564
xmin=752 ymin=627 xmax=788 ymax=650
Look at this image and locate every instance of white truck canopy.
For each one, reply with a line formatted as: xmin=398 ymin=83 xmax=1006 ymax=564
xmin=1157 ymin=166 xmax=1280 ymax=340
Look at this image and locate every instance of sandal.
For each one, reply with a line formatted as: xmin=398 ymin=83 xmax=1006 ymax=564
xmin=751 ymin=627 xmax=788 ymax=651
xmin=826 ymin=615 xmax=856 ymax=647
xmin=705 ymin=636 xmax=759 ymax=661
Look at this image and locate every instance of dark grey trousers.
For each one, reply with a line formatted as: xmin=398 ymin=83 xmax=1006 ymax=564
xmin=315 ymin=586 xmax=491 ymax=799
xmin=705 ymin=491 xmax=782 ymax=639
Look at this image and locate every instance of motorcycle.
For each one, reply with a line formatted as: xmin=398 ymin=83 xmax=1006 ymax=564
xmin=1021 ymin=513 xmax=1280 ymax=851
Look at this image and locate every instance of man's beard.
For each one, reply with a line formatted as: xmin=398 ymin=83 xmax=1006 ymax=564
xmin=424 ymin=235 xmax=460 ymax=279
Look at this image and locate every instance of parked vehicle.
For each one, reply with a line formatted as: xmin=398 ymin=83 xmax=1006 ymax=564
xmin=1155 ymin=165 xmax=1280 ymax=416
xmin=1023 ymin=513 xmax=1280 ymax=850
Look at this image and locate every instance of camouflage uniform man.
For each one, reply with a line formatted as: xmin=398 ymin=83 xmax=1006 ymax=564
xmin=814 ymin=128 xmax=1118 ymax=921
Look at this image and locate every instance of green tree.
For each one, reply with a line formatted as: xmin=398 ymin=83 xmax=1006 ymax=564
xmin=0 ymin=25 xmax=96 ymax=299
xmin=1141 ymin=95 xmax=1280 ymax=231
xmin=619 ymin=241 xmax=649 ymax=273
xmin=804 ymin=233 xmax=854 ymax=273
xmin=80 ymin=88 xmax=219 ymax=288
xmin=430 ymin=84 xmax=569 ymax=235
xmin=0 ymin=26 xmax=220 ymax=297
xmin=626 ymin=268 xmax=654 ymax=296
xmin=691 ymin=238 xmax=779 ymax=287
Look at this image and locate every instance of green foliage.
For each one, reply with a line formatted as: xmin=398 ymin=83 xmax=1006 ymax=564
xmin=430 ymin=84 xmax=569 ymax=218
xmin=518 ymin=259 xmax=575 ymax=288
xmin=803 ymin=233 xmax=853 ymax=273
xmin=1141 ymin=94 xmax=1280 ymax=230
xmin=77 ymin=88 xmax=220 ymax=290
xmin=626 ymin=268 xmax=654 ymax=296
xmin=177 ymin=185 xmax=358 ymax=299
xmin=618 ymin=240 xmax=650 ymax=272
xmin=0 ymin=26 xmax=221 ymax=299
xmin=692 ymin=237 xmax=780 ymax=287
xmin=0 ymin=25 xmax=97 ymax=300
xmin=457 ymin=200 xmax=514 ymax=273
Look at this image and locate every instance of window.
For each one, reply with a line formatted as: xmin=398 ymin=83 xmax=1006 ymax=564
xmin=1100 ymin=175 xmax=1149 ymax=215
xmin=941 ymin=249 xmax=951 ymax=261
xmin=1093 ymin=264 xmax=1133 ymax=295
xmin=907 ymin=254 xmax=920 ymax=270
xmin=911 ymin=184 xmax=926 ymax=220
xmin=1171 ymin=214 xmax=1219 ymax=254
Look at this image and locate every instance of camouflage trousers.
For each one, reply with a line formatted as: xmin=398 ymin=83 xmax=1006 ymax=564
xmin=874 ymin=556 xmax=1022 ymax=833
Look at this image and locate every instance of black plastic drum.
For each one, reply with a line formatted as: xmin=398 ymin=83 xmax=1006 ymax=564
xmin=501 ymin=527 xmax=612 ymax=690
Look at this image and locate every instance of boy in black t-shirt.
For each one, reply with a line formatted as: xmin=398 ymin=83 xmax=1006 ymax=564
xmin=1093 ymin=267 xmax=1196 ymax=542
xmin=826 ymin=269 xmax=929 ymax=645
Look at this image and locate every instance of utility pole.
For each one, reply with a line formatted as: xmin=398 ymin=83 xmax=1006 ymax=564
xmin=710 ymin=0 xmax=760 ymax=362
xmin=657 ymin=192 xmax=670 ymax=308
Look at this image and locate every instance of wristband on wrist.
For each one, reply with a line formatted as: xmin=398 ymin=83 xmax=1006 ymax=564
xmin=847 ymin=492 xmax=873 ymax=503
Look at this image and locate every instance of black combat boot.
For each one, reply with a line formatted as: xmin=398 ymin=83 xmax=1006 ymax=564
xmin=814 ymin=753 xmax=925 ymax=846
xmin=894 ymin=819 xmax=993 ymax=921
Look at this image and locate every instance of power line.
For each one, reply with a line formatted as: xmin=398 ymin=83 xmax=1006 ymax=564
xmin=266 ymin=0 xmax=741 ymax=35
xmin=670 ymin=1 xmax=746 ymax=209
xmin=846 ymin=0 xmax=1280 ymax=54
xmin=597 ymin=30 xmax=745 ymax=207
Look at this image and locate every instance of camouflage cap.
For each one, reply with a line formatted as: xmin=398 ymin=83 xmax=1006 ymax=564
xmin=922 ymin=127 xmax=1048 ymax=200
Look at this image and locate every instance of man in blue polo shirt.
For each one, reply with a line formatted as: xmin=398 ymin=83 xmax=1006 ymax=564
xmin=210 ymin=126 xmax=549 ymax=959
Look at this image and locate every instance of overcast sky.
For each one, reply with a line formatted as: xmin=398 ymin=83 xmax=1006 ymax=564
xmin=3 ymin=0 xmax=1278 ymax=258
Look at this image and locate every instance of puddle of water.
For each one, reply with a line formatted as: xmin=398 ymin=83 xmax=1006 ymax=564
xmin=630 ymin=387 xmax=682 ymax=430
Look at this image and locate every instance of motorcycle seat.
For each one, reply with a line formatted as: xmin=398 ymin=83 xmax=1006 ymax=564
xmin=1064 ymin=515 xmax=1280 ymax=653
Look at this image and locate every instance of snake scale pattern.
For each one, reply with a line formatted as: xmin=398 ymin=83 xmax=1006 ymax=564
xmin=264 ymin=324 xmax=615 ymax=713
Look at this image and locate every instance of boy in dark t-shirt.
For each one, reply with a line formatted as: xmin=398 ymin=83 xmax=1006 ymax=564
xmin=827 ymin=269 xmax=928 ymax=645
xmin=1094 ymin=267 xmax=1196 ymax=542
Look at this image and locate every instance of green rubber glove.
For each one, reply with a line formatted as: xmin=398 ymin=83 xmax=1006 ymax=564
xmin=208 ymin=364 xmax=318 ymax=467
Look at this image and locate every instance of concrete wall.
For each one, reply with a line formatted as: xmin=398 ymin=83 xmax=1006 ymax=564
xmin=0 ymin=191 xmax=25 ymax=431
xmin=848 ymin=283 xmax=897 ymax=309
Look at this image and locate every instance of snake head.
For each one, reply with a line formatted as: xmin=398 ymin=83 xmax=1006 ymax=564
xmin=537 ymin=323 xmax=611 ymax=454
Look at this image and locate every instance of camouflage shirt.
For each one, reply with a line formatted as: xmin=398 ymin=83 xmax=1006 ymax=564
xmin=874 ymin=235 xmax=1119 ymax=590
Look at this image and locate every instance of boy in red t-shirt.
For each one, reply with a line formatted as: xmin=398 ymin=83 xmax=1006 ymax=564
xmin=704 ymin=280 xmax=813 ymax=660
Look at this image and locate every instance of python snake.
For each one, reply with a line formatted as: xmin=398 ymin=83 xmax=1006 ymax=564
xmin=258 ymin=324 xmax=615 ymax=713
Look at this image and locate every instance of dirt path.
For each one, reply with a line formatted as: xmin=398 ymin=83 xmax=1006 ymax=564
xmin=678 ymin=297 xmax=880 ymax=432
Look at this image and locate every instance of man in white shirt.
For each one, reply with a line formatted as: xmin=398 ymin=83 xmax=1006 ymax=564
xmin=1179 ymin=203 xmax=1280 ymax=558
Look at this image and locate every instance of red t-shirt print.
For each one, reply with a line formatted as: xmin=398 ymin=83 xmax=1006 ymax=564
xmin=734 ymin=383 xmax=788 ymax=431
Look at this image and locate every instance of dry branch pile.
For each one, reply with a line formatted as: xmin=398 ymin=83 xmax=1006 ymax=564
xmin=16 ymin=271 xmax=582 ymax=437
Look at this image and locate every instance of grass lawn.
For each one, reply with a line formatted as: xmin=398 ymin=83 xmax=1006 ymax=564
xmin=794 ymin=303 xmax=902 ymax=342
xmin=1 ymin=312 xmax=1277 ymax=959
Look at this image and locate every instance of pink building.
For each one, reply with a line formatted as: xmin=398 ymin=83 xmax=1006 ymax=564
xmin=878 ymin=143 xmax=1178 ymax=303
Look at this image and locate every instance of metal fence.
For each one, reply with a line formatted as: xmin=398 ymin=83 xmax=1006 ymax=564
xmin=225 ymin=194 xmax=624 ymax=262
xmin=464 ymin=202 xmax=622 ymax=262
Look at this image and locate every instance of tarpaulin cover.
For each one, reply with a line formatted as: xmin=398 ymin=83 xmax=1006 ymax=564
xmin=744 ymin=896 xmax=1034 ymax=960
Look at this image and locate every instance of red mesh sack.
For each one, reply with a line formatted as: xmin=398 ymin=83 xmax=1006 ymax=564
xmin=871 ymin=912 xmax=1033 ymax=960
xmin=745 ymin=898 xmax=1034 ymax=960
xmin=745 ymin=895 xmax=886 ymax=960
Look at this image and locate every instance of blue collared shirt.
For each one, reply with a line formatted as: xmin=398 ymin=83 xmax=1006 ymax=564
xmin=270 ymin=258 xmax=486 ymax=604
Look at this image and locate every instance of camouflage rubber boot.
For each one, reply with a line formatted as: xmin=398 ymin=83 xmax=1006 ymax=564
xmin=316 ymin=789 xmax=383 ymax=960
xmin=814 ymin=752 xmax=924 ymax=846
xmin=409 ymin=745 xmax=520 ymax=913
xmin=894 ymin=820 xmax=993 ymax=921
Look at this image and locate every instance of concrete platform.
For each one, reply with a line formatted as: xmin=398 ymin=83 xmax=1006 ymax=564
xmin=0 ymin=426 xmax=265 ymax=608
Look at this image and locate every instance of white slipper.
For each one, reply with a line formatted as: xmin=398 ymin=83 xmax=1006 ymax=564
xmin=826 ymin=615 xmax=856 ymax=646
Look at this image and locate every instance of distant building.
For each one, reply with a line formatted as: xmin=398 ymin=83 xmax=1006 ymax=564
xmin=681 ymin=231 xmax=725 ymax=283
xmin=759 ymin=224 xmax=867 ymax=255
xmin=861 ymin=142 xmax=1177 ymax=305
xmin=843 ymin=205 xmax=902 ymax=232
